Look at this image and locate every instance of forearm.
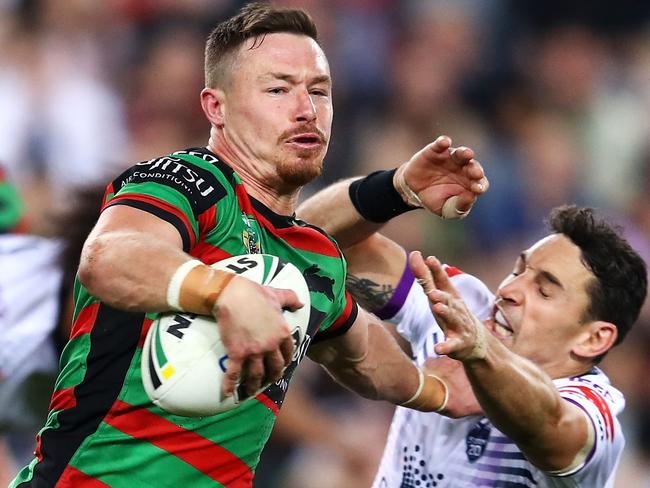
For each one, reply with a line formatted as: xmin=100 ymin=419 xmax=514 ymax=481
xmin=465 ymin=337 xmax=562 ymax=442
xmin=311 ymin=318 xmax=446 ymax=409
xmin=463 ymin=336 xmax=586 ymax=469
xmin=297 ymin=178 xmax=382 ymax=248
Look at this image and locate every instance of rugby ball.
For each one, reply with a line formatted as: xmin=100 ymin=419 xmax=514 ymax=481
xmin=141 ymin=254 xmax=311 ymax=417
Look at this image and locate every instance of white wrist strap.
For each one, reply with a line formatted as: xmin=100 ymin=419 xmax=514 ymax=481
xmin=430 ymin=373 xmax=449 ymax=413
xmin=167 ymin=260 xmax=203 ymax=311
xmin=401 ymin=367 xmax=425 ymax=406
xmin=395 ymin=168 xmax=424 ymax=208
xmin=400 ymin=367 xmax=450 ymax=412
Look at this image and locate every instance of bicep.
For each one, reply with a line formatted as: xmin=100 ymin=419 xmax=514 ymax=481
xmin=521 ymin=398 xmax=592 ymax=473
xmin=344 ymin=233 xmax=407 ymax=313
xmin=88 ymin=205 xmax=184 ymax=248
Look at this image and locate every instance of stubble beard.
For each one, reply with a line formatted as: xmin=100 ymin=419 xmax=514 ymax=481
xmin=276 ymin=149 xmax=325 ymax=187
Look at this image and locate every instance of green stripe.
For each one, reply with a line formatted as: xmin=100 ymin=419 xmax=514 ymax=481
xmin=69 ymin=423 xmax=227 ymax=488
xmin=261 ymin=255 xmax=274 ymax=284
xmin=154 ymin=321 xmax=168 ymax=367
xmin=54 ymin=334 xmax=91 ymax=390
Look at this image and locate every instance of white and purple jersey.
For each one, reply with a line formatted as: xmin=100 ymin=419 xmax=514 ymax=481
xmin=372 ymin=266 xmax=626 ymax=488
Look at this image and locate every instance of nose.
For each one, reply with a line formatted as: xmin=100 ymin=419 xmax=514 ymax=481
xmin=295 ymin=89 xmax=316 ymax=123
xmin=496 ymin=275 xmax=524 ymax=306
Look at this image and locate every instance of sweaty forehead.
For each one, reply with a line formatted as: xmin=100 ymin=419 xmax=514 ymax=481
xmin=234 ymin=32 xmax=330 ymax=78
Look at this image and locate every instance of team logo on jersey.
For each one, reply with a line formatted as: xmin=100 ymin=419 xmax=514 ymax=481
xmin=303 ymin=264 xmax=335 ymax=301
xmin=466 ymin=418 xmax=491 ymax=462
xmin=241 ymin=213 xmax=261 ymax=254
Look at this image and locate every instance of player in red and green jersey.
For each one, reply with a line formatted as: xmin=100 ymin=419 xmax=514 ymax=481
xmin=12 ymin=4 xmax=487 ymax=487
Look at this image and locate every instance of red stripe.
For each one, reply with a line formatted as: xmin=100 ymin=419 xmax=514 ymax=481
xmin=234 ymin=185 xmax=255 ymax=215
xmin=327 ymin=290 xmax=355 ymax=333
xmin=108 ymin=193 xmax=196 ymax=247
xmin=70 ymin=303 xmax=101 ymax=340
xmin=561 ymin=385 xmax=615 ymax=440
xmin=233 ymin=183 xmax=340 ymax=258
xmin=255 ymin=393 xmax=279 ymax=415
xmin=138 ymin=318 xmax=154 ymax=348
xmin=49 ymin=386 xmax=77 ymax=412
xmin=56 ymin=465 xmax=111 ymax=487
xmin=273 ymin=226 xmax=340 ymax=257
xmin=444 ymin=265 xmax=463 ymax=277
xmin=102 ymin=182 xmax=114 ymax=206
xmin=190 ymin=242 xmax=232 ymax=265
xmin=104 ymin=400 xmax=253 ymax=487
xmin=198 ymin=206 xmax=217 ymax=235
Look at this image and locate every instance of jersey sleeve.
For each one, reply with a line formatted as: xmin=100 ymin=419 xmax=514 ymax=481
xmin=102 ymin=153 xmax=229 ymax=252
xmin=377 ymin=262 xmax=494 ymax=347
xmin=552 ymin=373 xmax=625 ymax=479
xmin=309 ymin=239 xmax=359 ymax=344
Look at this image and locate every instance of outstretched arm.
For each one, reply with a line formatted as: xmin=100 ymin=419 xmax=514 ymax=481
xmin=307 ymin=307 xmax=447 ymax=412
xmin=410 ymin=252 xmax=592 ymax=472
xmin=297 ymin=135 xmax=488 ymax=248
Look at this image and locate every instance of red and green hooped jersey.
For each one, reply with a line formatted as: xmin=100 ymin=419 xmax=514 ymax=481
xmin=12 ymin=148 xmax=358 ymax=488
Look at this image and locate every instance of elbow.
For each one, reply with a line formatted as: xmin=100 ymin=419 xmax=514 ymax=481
xmin=78 ymin=235 xmax=106 ymax=295
xmin=78 ymin=233 xmax=140 ymax=309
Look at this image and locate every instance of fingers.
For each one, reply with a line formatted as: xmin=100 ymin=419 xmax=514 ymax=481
xmin=430 ymin=135 xmax=452 ymax=154
xmin=223 ymin=357 xmax=242 ymax=396
xmin=280 ymin=335 xmax=295 ymax=367
xmin=272 ymin=288 xmax=304 ymax=311
xmin=425 ymin=256 xmax=459 ymax=297
xmin=450 ymin=146 xmax=474 ymax=165
xmin=409 ymin=251 xmax=436 ymax=295
xmin=242 ymin=353 xmax=265 ymax=397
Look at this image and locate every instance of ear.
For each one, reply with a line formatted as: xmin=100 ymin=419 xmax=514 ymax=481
xmin=200 ymin=87 xmax=226 ymax=128
xmin=572 ymin=321 xmax=618 ymax=359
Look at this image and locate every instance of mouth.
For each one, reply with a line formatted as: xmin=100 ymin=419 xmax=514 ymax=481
xmin=285 ymin=133 xmax=324 ymax=149
xmin=491 ymin=304 xmax=514 ymax=338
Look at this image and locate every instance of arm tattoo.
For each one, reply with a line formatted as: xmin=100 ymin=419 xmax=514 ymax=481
xmin=346 ymin=273 xmax=395 ymax=312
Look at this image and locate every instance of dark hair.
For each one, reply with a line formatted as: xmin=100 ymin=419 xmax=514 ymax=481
xmin=548 ymin=205 xmax=647 ymax=348
xmin=204 ymin=2 xmax=318 ymax=87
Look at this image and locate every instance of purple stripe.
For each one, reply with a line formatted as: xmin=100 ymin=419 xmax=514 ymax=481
xmin=484 ymin=450 xmax=527 ymax=460
xmin=375 ymin=259 xmax=415 ymax=320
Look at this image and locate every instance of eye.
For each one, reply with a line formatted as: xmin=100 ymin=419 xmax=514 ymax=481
xmin=309 ymin=88 xmax=329 ymax=97
xmin=539 ymin=287 xmax=550 ymax=299
xmin=268 ymin=87 xmax=287 ymax=94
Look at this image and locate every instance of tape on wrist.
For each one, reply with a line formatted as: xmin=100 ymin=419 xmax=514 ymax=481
xmin=395 ymin=169 xmax=424 ymax=208
xmin=400 ymin=367 xmax=425 ymax=407
xmin=400 ymin=367 xmax=449 ymax=412
xmin=167 ymin=260 xmax=203 ymax=311
xmin=429 ymin=373 xmax=449 ymax=413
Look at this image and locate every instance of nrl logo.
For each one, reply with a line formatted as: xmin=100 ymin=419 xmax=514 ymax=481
xmin=241 ymin=213 xmax=261 ymax=254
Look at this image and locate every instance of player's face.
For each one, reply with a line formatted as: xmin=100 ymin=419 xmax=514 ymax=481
xmin=486 ymin=234 xmax=595 ymax=376
xmin=222 ymin=33 xmax=332 ymax=187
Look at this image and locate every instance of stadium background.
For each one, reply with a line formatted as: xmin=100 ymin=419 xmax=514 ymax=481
xmin=1 ymin=0 xmax=649 ymax=486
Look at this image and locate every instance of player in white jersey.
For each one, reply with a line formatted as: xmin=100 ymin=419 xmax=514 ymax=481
xmin=370 ymin=262 xmax=626 ymax=487
xmin=297 ymin=139 xmax=647 ymax=488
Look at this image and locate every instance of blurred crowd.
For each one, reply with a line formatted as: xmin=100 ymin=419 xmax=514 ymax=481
xmin=1 ymin=0 xmax=650 ymax=486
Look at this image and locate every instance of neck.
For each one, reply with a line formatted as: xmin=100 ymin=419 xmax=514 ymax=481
xmin=207 ymin=138 xmax=300 ymax=216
